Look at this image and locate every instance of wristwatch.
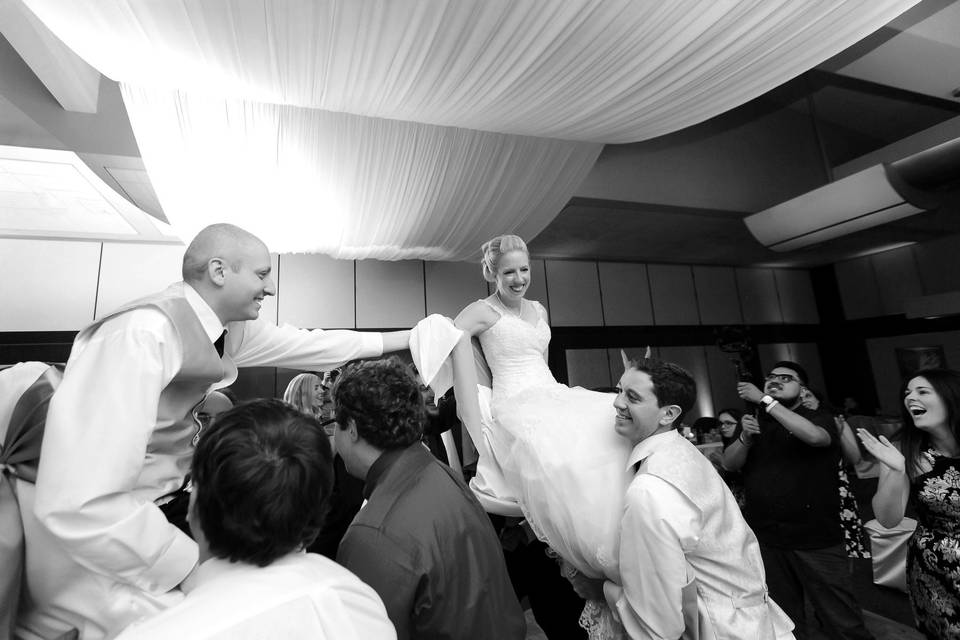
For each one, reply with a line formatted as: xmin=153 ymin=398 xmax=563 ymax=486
xmin=759 ymin=394 xmax=779 ymax=412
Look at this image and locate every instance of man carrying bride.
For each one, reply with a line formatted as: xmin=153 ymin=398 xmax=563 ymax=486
xmin=411 ymin=233 xmax=794 ymax=638
xmin=567 ymin=357 xmax=794 ymax=639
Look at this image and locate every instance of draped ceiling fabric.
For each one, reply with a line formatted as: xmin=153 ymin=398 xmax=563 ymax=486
xmin=23 ymin=0 xmax=919 ymax=259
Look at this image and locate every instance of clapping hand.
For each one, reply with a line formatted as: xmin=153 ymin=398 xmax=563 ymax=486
xmin=856 ymin=429 xmax=905 ymax=473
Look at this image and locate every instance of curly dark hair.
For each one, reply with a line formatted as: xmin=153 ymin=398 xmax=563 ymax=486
xmin=332 ymin=357 xmax=425 ymax=450
xmin=900 ymin=368 xmax=960 ymax=479
xmin=190 ymin=399 xmax=334 ymax=567
xmin=625 ymin=357 xmax=697 ymax=424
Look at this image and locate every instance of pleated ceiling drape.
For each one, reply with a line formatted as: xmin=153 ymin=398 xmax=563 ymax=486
xmin=22 ymin=0 xmax=920 ymax=259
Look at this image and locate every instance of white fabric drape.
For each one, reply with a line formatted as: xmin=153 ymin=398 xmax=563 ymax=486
xmin=22 ymin=0 xmax=919 ymax=142
xmin=21 ymin=0 xmax=920 ymax=258
xmin=120 ymin=86 xmax=601 ymax=258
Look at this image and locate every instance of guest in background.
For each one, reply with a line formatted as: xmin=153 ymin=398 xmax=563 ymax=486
xmin=115 ymin=399 xmax=395 ymax=640
xmin=725 ymin=361 xmax=873 ymax=640
xmin=304 ymin=366 xmax=364 ymax=560
xmin=859 ymin=368 xmax=960 ymax=639
xmin=283 ymin=372 xmax=323 ymax=417
xmin=802 ymin=389 xmax=871 ymax=562
xmin=716 ymin=407 xmax=746 ymax=507
xmin=335 ymin=358 xmax=525 ymax=640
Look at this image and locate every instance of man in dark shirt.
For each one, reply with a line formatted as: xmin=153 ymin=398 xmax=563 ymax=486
xmin=723 ymin=360 xmax=873 ymax=640
xmin=334 ymin=357 xmax=526 ymax=640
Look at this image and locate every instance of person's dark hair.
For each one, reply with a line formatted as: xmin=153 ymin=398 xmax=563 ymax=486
xmin=717 ymin=407 xmax=744 ymax=448
xmin=900 ymin=368 xmax=960 ymax=479
xmin=333 ymin=357 xmax=425 ymax=450
xmin=190 ymin=399 xmax=334 ymax=567
xmin=625 ymin=358 xmax=697 ymax=424
xmin=771 ymin=360 xmax=809 ymax=385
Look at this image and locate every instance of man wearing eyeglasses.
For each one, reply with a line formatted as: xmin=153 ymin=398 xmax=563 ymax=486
xmin=723 ymin=361 xmax=874 ymax=640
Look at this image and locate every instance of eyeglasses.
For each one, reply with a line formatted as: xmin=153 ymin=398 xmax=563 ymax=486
xmin=764 ymin=373 xmax=799 ymax=384
xmin=719 ymin=420 xmax=739 ymax=427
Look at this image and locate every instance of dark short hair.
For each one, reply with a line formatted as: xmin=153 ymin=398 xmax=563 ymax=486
xmin=333 ymin=357 xmax=424 ymax=450
xmin=625 ymin=358 xmax=697 ymax=424
xmin=771 ymin=360 xmax=809 ymax=385
xmin=900 ymin=368 xmax=960 ymax=479
xmin=190 ymin=399 xmax=334 ymax=567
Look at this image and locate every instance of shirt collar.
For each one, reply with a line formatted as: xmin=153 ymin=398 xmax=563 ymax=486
xmin=362 ymin=443 xmax=419 ymax=500
xmin=626 ymin=429 xmax=682 ymax=471
xmin=184 ymin=552 xmax=304 ymax=595
xmin=183 ymin=282 xmax=227 ymax=343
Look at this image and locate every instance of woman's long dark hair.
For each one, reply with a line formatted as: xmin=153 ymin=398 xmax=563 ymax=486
xmin=900 ymin=368 xmax=960 ymax=479
xmin=717 ymin=407 xmax=744 ymax=449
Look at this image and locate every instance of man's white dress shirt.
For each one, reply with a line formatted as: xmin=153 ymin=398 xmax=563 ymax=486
xmin=20 ymin=283 xmax=384 ymax=639
xmin=607 ymin=430 xmax=794 ymax=640
xmin=114 ymin=552 xmax=396 ymax=640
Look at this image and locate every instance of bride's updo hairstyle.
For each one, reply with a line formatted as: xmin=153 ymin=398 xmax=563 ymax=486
xmin=481 ymin=235 xmax=528 ymax=283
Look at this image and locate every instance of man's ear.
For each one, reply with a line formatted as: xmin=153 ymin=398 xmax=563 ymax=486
xmin=208 ymin=258 xmax=226 ymax=286
xmin=346 ymin=419 xmax=360 ymax=443
xmin=659 ymin=405 xmax=681 ymax=426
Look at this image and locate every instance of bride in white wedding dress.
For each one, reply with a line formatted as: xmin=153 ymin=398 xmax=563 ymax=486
xmin=449 ymin=235 xmax=631 ymax=635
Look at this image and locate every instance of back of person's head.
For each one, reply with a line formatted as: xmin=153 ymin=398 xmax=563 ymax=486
xmin=771 ymin=360 xmax=809 ymax=386
xmin=480 ymin=234 xmax=528 ymax=283
xmin=190 ymin=399 xmax=334 ymax=567
xmin=181 ymin=223 xmax=263 ymax=283
xmin=625 ymin=357 xmax=697 ymax=424
xmin=283 ymin=372 xmax=321 ymax=414
xmin=900 ymin=368 xmax=960 ymax=478
xmin=333 ymin=357 xmax=424 ymax=450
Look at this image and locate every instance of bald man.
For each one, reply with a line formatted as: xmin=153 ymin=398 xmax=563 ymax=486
xmin=20 ymin=224 xmax=409 ymax=639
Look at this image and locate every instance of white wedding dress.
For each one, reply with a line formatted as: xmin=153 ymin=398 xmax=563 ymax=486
xmin=476 ymin=299 xmax=631 ymax=584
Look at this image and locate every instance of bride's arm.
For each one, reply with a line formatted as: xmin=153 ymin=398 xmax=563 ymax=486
xmin=454 ymin=301 xmax=496 ymax=337
xmin=450 ymin=331 xmax=484 ymax=448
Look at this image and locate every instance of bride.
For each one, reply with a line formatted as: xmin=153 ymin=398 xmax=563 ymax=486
xmin=451 ymin=234 xmax=631 ymax=586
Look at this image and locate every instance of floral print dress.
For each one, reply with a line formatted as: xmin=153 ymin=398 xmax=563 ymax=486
xmin=838 ymin=462 xmax=870 ymax=558
xmin=908 ymin=451 xmax=960 ymax=639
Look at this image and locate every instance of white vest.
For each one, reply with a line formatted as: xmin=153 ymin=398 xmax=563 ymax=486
xmin=18 ymin=285 xmax=229 ymax=640
xmin=642 ymin=436 xmax=794 ymax=640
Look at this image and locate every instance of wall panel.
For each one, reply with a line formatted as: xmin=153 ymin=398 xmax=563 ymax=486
xmin=648 ymin=264 xmax=699 ymax=325
xmin=278 ymin=253 xmax=354 ymax=329
xmin=915 ymin=236 xmax=960 ymax=296
xmin=736 ymin=268 xmax=782 ymax=324
xmin=96 ymin=243 xmax=184 ymax=318
xmin=566 ymin=348 xmax=612 ymax=389
xmin=871 ymin=246 xmax=923 ymax=316
xmin=355 ymin=259 xmax=425 ymax=329
xmin=425 ymin=261 xmax=489 ymax=319
xmin=545 ymin=261 xmax=603 ymax=326
xmin=597 ymin=262 xmax=654 ymax=326
xmin=1 ymin=238 xmax=100 ymax=331
xmin=834 ymin=257 xmax=882 ymax=320
xmin=693 ymin=266 xmax=742 ymax=325
xmin=774 ymin=269 xmax=819 ymax=324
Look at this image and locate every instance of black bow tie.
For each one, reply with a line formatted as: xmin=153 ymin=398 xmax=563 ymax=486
xmin=214 ymin=330 xmax=227 ymax=358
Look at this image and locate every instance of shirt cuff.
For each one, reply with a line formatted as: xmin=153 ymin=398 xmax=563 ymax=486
xmin=133 ymin=530 xmax=199 ymax=593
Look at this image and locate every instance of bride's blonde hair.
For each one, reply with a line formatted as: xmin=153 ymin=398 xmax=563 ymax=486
xmin=480 ymin=235 xmax=528 ymax=283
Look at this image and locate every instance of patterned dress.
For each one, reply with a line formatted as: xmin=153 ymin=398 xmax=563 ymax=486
xmin=838 ymin=463 xmax=870 ymax=559
xmin=908 ymin=451 xmax=960 ymax=639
